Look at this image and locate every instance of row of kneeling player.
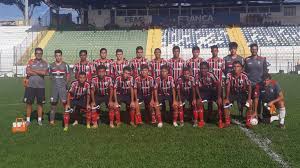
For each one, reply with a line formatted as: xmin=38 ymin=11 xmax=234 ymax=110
xmin=62 ymin=61 xmax=286 ymax=131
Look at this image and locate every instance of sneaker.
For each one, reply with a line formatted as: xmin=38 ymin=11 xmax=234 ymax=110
xmin=49 ymin=121 xmax=55 ymax=125
xmin=130 ymin=122 xmax=136 ymax=127
xmin=38 ymin=121 xmax=43 ymax=126
xmin=72 ymin=120 xmax=78 ymax=126
xmin=193 ymin=121 xmax=198 ymax=128
xmin=92 ymin=124 xmax=98 ymax=129
xmin=63 ymin=127 xmax=68 ymax=132
xmin=25 ymin=121 xmax=31 ymax=127
xmin=198 ymin=121 xmax=205 ymax=128
xmin=180 ymin=122 xmax=184 ymax=127
xmin=87 ymin=124 xmax=91 ymax=129
xmin=116 ymin=122 xmax=121 ymax=128
xmin=246 ymin=123 xmax=252 ymax=129
xmin=173 ymin=122 xmax=178 ymax=127
xmin=218 ymin=121 xmax=224 ymax=129
xmin=279 ymin=124 xmax=285 ymax=129
xmin=110 ymin=123 xmax=115 ymax=128
xmin=157 ymin=122 xmax=163 ymax=128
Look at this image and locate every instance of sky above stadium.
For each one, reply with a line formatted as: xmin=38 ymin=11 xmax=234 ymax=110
xmin=0 ymin=3 xmax=48 ymax=21
xmin=1 ymin=0 xmax=300 ymax=21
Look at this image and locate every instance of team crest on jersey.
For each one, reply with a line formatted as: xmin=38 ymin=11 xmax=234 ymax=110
xmin=239 ymin=79 xmax=244 ymax=86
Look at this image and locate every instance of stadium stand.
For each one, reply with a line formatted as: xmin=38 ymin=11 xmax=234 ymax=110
xmin=0 ymin=26 xmax=37 ymax=75
xmin=161 ymin=28 xmax=230 ymax=59
xmin=241 ymin=26 xmax=300 ymax=46
xmin=241 ymin=26 xmax=300 ymax=73
xmin=43 ymin=30 xmax=148 ymax=63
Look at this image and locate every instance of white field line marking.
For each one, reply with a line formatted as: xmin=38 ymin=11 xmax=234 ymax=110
xmin=232 ymin=119 xmax=290 ymax=168
xmin=0 ymin=103 xmax=24 ymax=106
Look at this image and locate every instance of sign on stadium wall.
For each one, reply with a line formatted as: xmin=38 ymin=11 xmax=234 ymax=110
xmin=178 ymin=14 xmax=240 ymax=26
xmin=116 ymin=16 xmax=152 ymax=27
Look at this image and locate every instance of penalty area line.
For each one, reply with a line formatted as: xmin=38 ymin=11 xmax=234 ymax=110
xmin=232 ymin=119 xmax=290 ymax=168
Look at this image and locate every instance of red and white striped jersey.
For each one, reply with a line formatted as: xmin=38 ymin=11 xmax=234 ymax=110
xmin=155 ymin=76 xmax=175 ymax=96
xmin=110 ymin=59 xmax=129 ymax=78
xmin=93 ymin=58 xmax=113 ymax=76
xmin=134 ymin=76 xmax=154 ymax=96
xmin=73 ymin=61 xmax=95 ymax=82
xmin=69 ymin=81 xmax=90 ymax=98
xmin=114 ymin=75 xmax=134 ymax=95
xmin=186 ymin=57 xmax=204 ymax=77
xmin=196 ymin=72 xmax=219 ymax=89
xmin=91 ymin=76 xmax=113 ymax=96
xmin=206 ymin=57 xmax=225 ymax=82
xmin=167 ymin=58 xmax=186 ymax=81
xmin=150 ymin=58 xmax=168 ymax=78
xmin=176 ymin=76 xmax=196 ymax=95
xmin=226 ymin=72 xmax=250 ymax=93
xmin=130 ymin=57 xmax=149 ymax=77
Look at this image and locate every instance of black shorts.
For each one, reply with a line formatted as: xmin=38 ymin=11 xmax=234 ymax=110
xmin=95 ymin=95 xmax=109 ymax=106
xmin=229 ymin=92 xmax=248 ymax=106
xmin=23 ymin=87 xmax=45 ymax=105
xmin=199 ymin=88 xmax=217 ymax=101
xmin=71 ymin=96 xmax=87 ymax=108
xmin=180 ymin=93 xmax=193 ymax=103
xmin=117 ymin=94 xmax=131 ymax=105
xmin=158 ymin=94 xmax=173 ymax=105
xmin=137 ymin=94 xmax=152 ymax=105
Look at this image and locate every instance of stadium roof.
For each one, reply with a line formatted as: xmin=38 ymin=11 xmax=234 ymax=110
xmin=45 ymin=0 xmax=298 ymax=8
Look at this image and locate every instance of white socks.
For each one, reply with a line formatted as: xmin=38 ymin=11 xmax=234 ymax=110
xmin=26 ymin=117 xmax=30 ymax=122
xmin=38 ymin=117 xmax=42 ymax=122
xmin=270 ymin=115 xmax=279 ymax=123
xmin=279 ymin=107 xmax=286 ymax=125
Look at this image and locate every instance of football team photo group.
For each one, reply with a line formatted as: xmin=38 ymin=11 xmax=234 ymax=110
xmin=3 ymin=0 xmax=300 ymax=167
xmin=24 ymin=43 xmax=286 ymax=131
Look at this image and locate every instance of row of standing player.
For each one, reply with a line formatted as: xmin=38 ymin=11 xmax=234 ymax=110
xmin=24 ymin=42 xmax=286 ymax=130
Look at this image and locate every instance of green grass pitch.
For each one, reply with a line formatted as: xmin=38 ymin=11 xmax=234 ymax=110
xmin=0 ymin=74 xmax=299 ymax=168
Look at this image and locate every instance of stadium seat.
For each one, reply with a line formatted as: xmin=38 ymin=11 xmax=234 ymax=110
xmin=241 ymin=26 xmax=300 ymax=46
xmin=161 ymin=28 xmax=230 ymax=60
xmin=44 ymin=30 xmax=148 ymax=63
